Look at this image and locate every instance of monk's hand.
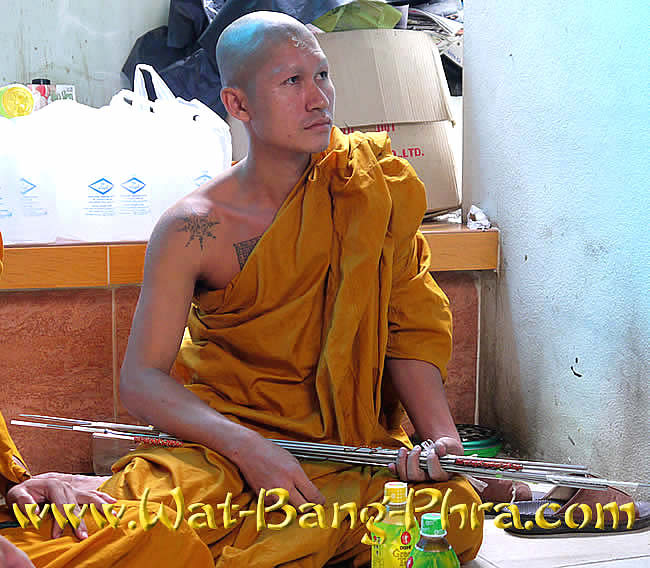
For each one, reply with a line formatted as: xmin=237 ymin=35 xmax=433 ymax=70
xmin=388 ymin=437 xmax=463 ymax=482
xmin=7 ymin=472 xmax=116 ymax=540
xmin=234 ymin=434 xmax=326 ymax=509
xmin=0 ymin=536 xmax=35 ymax=568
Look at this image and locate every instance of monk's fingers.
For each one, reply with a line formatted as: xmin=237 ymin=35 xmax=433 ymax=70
xmin=286 ymin=486 xmax=309 ymax=508
xmin=64 ymin=488 xmax=117 ymax=539
xmin=433 ymin=436 xmax=463 ymax=458
xmin=65 ymin=488 xmax=116 ymax=507
xmin=406 ymin=446 xmax=427 ymax=482
xmin=294 ymin=476 xmax=326 ymax=506
xmin=424 ymin=447 xmax=448 ymax=482
xmin=47 ymin=483 xmax=72 ymax=539
xmin=395 ymin=447 xmax=409 ymax=481
xmin=6 ymin=485 xmax=39 ymax=515
xmin=84 ymin=489 xmax=117 ymax=505
xmin=434 ymin=439 xmax=449 ymax=458
xmin=72 ymin=508 xmax=89 ymax=541
xmin=47 ymin=482 xmax=88 ymax=539
xmin=68 ymin=474 xmax=112 ymax=493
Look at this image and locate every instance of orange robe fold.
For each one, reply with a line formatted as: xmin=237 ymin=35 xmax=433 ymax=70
xmin=0 ymin=411 xmax=30 ymax=497
xmin=0 ymin=238 xmax=32 ymax=495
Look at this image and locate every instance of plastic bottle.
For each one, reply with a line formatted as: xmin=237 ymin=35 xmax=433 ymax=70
xmin=406 ymin=513 xmax=460 ymax=568
xmin=371 ymin=481 xmax=419 ymax=568
xmin=29 ymin=78 xmax=53 ymax=111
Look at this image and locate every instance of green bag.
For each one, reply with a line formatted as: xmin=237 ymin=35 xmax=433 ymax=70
xmin=312 ymin=0 xmax=403 ymax=32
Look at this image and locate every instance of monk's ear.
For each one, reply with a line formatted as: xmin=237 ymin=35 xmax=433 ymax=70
xmin=221 ymin=87 xmax=250 ymax=123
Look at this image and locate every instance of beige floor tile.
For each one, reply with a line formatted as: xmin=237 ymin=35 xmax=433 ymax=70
xmin=564 ymin=557 xmax=649 ymax=567
xmin=478 ymin=518 xmax=649 ymax=568
xmin=463 ymin=557 xmax=500 ymax=567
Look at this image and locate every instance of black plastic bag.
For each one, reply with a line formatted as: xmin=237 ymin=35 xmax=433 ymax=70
xmin=122 ymin=0 xmax=354 ymax=118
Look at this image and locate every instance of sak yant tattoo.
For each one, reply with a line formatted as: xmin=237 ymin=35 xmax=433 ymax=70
xmin=177 ymin=214 xmax=220 ymax=250
xmin=234 ymin=236 xmax=262 ymax=269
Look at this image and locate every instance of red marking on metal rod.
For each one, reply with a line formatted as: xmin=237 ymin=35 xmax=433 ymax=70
xmin=134 ymin=436 xmax=182 ymax=447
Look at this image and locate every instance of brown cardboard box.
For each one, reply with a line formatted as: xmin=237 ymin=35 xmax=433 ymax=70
xmin=338 ymin=121 xmax=457 ymax=215
xmin=228 ymin=29 xmax=460 ymax=215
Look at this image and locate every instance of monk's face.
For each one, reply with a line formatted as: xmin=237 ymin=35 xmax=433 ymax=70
xmin=247 ymin=34 xmax=335 ymax=154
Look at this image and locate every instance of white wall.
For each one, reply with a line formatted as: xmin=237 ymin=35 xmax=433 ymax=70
xmin=0 ymin=0 xmax=170 ymax=108
xmin=465 ymin=2 xmax=649 ymax=495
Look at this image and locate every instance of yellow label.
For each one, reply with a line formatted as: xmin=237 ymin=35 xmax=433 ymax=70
xmin=371 ymin=522 xmax=418 ymax=568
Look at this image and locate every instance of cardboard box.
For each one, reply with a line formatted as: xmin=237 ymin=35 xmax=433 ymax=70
xmin=339 ymin=121 xmax=457 ymax=214
xmin=319 ymin=29 xmax=459 ymax=215
xmin=229 ymin=29 xmax=460 ymax=215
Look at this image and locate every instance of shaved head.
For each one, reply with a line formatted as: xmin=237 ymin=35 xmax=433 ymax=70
xmin=216 ymin=11 xmax=316 ymax=93
xmin=217 ymin=11 xmax=334 ymax=157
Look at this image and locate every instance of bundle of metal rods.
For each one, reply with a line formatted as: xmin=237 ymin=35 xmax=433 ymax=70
xmin=12 ymin=415 xmax=649 ymax=492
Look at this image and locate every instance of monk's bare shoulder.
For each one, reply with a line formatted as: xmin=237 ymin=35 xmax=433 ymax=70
xmin=174 ymin=205 xmax=221 ymax=250
xmin=154 ymin=196 xmax=221 ymax=253
xmin=153 ymin=169 xmax=239 ymax=252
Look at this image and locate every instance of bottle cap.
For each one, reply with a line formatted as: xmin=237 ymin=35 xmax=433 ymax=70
xmin=383 ymin=481 xmax=408 ymax=504
xmin=420 ymin=513 xmax=446 ymax=537
xmin=0 ymin=84 xmax=34 ymax=118
xmin=31 ymin=78 xmax=51 ymax=85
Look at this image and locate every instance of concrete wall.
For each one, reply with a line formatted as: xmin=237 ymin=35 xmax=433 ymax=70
xmin=465 ymin=2 xmax=649 ymax=495
xmin=0 ymin=0 xmax=170 ymax=108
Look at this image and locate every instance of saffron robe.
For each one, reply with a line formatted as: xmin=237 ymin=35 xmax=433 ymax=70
xmin=101 ymin=128 xmax=483 ymax=566
xmin=0 ymin=411 xmax=30 ymax=497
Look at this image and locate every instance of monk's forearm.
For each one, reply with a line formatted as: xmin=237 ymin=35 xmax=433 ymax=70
xmin=119 ymin=367 xmax=255 ymax=463
xmin=385 ymin=358 xmax=461 ymax=446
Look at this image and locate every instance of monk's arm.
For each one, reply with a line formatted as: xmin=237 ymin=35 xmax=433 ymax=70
xmin=381 ymin=167 xmax=459 ymax=479
xmin=119 ymin=208 xmax=253 ymax=461
xmin=385 ymin=358 xmax=461 ymax=446
xmin=119 ymin=207 xmax=325 ymax=506
xmin=385 ymin=358 xmax=463 ymax=482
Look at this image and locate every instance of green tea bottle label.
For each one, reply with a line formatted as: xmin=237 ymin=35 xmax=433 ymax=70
xmin=371 ymin=521 xmax=418 ymax=568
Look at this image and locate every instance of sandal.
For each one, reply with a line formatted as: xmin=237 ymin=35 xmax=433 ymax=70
xmin=500 ymin=485 xmax=650 ymax=535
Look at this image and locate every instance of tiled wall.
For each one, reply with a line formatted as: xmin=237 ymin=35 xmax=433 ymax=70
xmin=0 ymin=272 xmax=478 ymax=474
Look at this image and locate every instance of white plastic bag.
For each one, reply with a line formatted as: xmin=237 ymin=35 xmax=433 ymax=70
xmin=3 ymin=65 xmax=232 ymax=244
xmin=121 ymin=64 xmax=232 ymax=223
xmin=0 ymin=118 xmax=19 ymax=241
xmin=0 ymin=112 xmax=58 ymax=244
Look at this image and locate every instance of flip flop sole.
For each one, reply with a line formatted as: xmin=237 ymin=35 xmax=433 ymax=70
xmin=497 ymin=499 xmax=650 ymax=536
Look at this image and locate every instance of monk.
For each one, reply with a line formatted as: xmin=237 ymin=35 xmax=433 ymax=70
xmin=101 ymin=11 xmax=483 ymax=567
